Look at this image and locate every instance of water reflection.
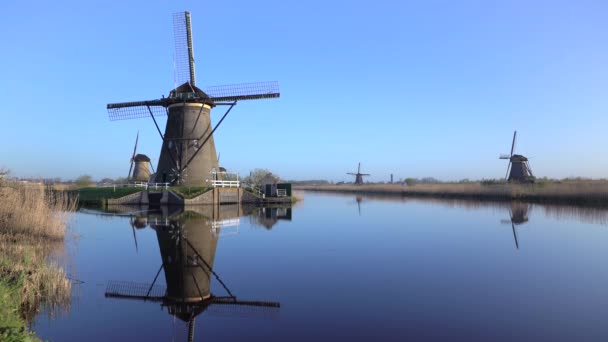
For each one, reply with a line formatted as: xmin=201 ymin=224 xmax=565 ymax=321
xmin=247 ymin=206 xmax=292 ymax=229
xmin=500 ymin=202 xmax=530 ymax=249
xmin=104 ymin=206 xmax=280 ymax=341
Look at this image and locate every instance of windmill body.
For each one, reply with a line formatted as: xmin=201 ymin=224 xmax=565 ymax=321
xmin=499 ymin=131 xmax=534 ymax=183
xmin=107 ymin=11 xmax=280 ymax=186
xmin=155 ymin=89 xmax=219 ymax=185
xmin=347 ymin=162 xmax=370 ymax=185
xmin=132 ymin=154 xmax=152 ymax=182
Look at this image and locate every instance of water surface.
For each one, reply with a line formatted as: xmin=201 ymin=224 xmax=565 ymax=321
xmin=34 ymin=192 xmax=608 ymax=341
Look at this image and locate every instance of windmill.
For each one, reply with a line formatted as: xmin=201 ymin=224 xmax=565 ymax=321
xmin=107 ymin=11 xmax=280 ymax=186
xmin=347 ymin=162 xmax=370 ymax=185
xmin=127 ymin=131 xmax=154 ymax=182
xmin=500 ymin=202 xmax=530 ymax=249
xmin=106 ymin=213 xmax=279 ymax=341
xmin=499 ymin=131 xmax=534 ymax=183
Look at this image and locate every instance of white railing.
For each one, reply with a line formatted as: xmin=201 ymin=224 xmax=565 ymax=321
xmin=211 ymin=218 xmax=241 ymax=236
xmin=208 ymin=180 xmax=241 ymax=188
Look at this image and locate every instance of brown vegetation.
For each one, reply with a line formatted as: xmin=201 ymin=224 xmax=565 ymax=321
xmin=295 ymin=180 xmax=608 ymax=206
xmin=0 ymin=180 xmax=76 ymax=335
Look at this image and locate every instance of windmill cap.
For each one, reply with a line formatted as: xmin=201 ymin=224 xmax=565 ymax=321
xmin=133 ymin=154 xmax=151 ymax=162
xmin=168 ymin=82 xmax=215 ymax=106
xmin=511 ymin=154 xmax=528 ymax=161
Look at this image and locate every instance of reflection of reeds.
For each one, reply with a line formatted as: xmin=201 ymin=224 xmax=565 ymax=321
xmin=0 ymin=181 xmax=75 ymax=327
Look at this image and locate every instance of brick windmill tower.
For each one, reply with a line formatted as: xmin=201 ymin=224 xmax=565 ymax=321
xmin=107 ymin=12 xmax=280 ymax=186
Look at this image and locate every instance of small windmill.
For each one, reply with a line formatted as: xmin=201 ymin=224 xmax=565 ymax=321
xmin=347 ymin=162 xmax=370 ymax=185
xmin=127 ymin=132 xmax=154 ymax=182
xmin=107 ymin=11 xmax=280 ymax=186
xmin=499 ymin=131 xmax=534 ymax=182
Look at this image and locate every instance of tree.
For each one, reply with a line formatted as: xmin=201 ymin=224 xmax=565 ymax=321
xmin=74 ymin=175 xmax=93 ymax=187
xmin=243 ymin=168 xmax=279 ymax=186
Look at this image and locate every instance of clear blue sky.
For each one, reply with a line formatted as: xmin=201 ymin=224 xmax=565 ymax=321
xmin=0 ymin=0 xmax=606 ymax=182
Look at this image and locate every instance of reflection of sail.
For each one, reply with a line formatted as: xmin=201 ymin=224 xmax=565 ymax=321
xmin=105 ymin=206 xmax=280 ymax=341
xmin=500 ymin=202 xmax=530 ymax=249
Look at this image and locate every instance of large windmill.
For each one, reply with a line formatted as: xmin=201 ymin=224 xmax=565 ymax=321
xmin=105 ymin=213 xmax=279 ymax=341
xmin=499 ymin=131 xmax=534 ymax=182
xmin=107 ymin=11 xmax=280 ymax=186
xmin=347 ymin=162 xmax=370 ymax=185
xmin=127 ymin=131 xmax=153 ymax=182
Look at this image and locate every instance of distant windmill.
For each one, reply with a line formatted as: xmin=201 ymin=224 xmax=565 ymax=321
xmin=107 ymin=11 xmax=280 ymax=186
xmin=127 ymin=132 xmax=153 ymax=182
xmin=499 ymin=131 xmax=534 ymax=182
xmin=347 ymin=163 xmax=370 ymax=185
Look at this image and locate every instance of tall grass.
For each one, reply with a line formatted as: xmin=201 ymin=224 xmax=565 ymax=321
xmin=0 ymin=181 xmax=76 ymax=339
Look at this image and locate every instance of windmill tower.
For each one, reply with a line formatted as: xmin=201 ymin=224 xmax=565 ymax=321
xmin=347 ymin=162 xmax=370 ymax=185
xmin=499 ymin=131 xmax=534 ymax=182
xmin=127 ymin=132 xmax=153 ymax=182
xmin=107 ymin=11 xmax=280 ymax=186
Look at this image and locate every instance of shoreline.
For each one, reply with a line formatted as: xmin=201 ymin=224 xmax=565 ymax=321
xmin=294 ymin=182 xmax=608 ymax=207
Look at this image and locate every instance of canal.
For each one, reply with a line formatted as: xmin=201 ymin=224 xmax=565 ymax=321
xmin=33 ymin=192 xmax=608 ymax=341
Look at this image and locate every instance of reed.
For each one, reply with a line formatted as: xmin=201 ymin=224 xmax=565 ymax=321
xmin=0 ymin=180 xmax=75 ymax=339
xmin=295 ymin=180 xmax=608 ymax=206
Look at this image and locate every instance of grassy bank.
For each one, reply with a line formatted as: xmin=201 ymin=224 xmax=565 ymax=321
xmin=295 ymin=181 xmax=608 ymax=206
xmin=0 ymin=182 xmax=75 ymax=340
xmin=70 ymin=186 xmax=143 ymax=206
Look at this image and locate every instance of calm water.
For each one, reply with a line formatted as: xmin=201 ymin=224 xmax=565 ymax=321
xmin=33 ymin=192 xmax=608 ymax=341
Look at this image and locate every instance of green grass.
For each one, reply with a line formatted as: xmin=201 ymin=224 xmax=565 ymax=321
xmin=171 ymin=186 xmax=212 ymax=199
xmin=0 ymin=279 xmax=38 ymax=342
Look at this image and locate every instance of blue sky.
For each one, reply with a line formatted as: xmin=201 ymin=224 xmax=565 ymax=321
xmin=0 ymin=0 xmax=606 ymax=182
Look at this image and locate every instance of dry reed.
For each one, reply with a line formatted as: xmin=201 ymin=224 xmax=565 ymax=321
xmin=0 ymin=180 xmax=76 ymax=323
xmin=296 ymin=181 xmax=608 ymax=205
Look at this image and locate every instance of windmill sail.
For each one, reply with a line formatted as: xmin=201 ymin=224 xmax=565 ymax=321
xmin=173 ymin=11 xmax=196 ymax=87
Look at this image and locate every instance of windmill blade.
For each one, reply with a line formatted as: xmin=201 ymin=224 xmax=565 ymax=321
xmin=499 ymin=154 xmax=510 ymax=159
xmin=173 ymin=11 xmax=196 ymax=87
xmin=346 ymin=173 xmax=357 ymax=175
xmin=105 ymin=281 xmax=166 ymax=302
xmin=130 ymin=217 xmax=139 ymax=253
xmin=360 ymin=173 xmax=371 ymax=176
xmin=511 ymin=221 xmax=520 ymax=249
xmin=211 ymin=297 xmax=280 ymax=308
xmin=206 ymin=81 xmax=280 ymax=102
xmin=358 ymin=162 xmax=361 ymax=173
xmin=132 ymin=131 xmax=139 ymax=159
xmin=107 ymin=100 xmax=167 ymax=121
xmin=128 ymin=161 xmax=134 ymax=180
xmin=206 ymin=297 xmax=281 ymax=318
xmin=505 ymin=161 xmax=511 ymax=180
xmin=510 ymin=131 xmax=517 ymax=156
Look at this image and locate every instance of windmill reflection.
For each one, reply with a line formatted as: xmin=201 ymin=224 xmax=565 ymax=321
xmin=105 ymin=206 xmax=280 ymax=341
xmin=500 ymin=201 xmax=530 ymax=249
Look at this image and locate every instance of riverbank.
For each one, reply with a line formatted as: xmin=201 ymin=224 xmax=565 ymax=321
xmin=0 ymin=182 xmax=75 ymax=340
xmin=295 ymin=181 xmax=608 ymax=206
